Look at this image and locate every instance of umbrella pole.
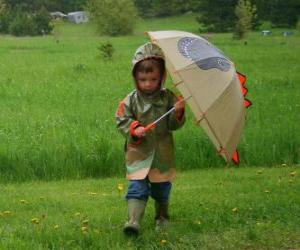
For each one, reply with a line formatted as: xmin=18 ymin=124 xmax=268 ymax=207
xmin=144 ymin=95 xmax=192 ymax=132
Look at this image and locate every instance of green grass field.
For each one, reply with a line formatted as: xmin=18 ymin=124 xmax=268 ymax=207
xmin=0 ymin=14 xmax=299 ymax=182
xmin=0 ymin=13 xmax=299 ymax=249
xmin=0 ymin=166 xmax=299 ymax=249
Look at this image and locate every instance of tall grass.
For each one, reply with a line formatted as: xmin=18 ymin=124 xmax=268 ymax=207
xmin=0 ymin=14 xmax=299 ymax=182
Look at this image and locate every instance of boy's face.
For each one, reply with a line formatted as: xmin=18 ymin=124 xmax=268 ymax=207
xmin=136 ymin=68 xmax=161 ymax=94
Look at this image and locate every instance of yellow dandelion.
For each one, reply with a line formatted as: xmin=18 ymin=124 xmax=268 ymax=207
xmin=81 ymin=226 xmax=88 ymax=233
xmin=290 ymin=171 xmax=296 ymax=177
xmin=281 ymin=163 xmax=287 ymax=167
xmin=194 ymin=220 xmax=202 ymax=225
xmin=53 ymin=224 xmax=59 ymax=229
xmin=20 ymin=199 xmax=29 ymax=204
xmin=31 ymin=218 xmax=40 ymax=224
xmin=3 ymin=210 xmax=12 ymax=216
xmin=232 ymin=207 xmax=238 ymax=213
xmin=160 ymin=239 xmax=167 ymax=245
xmin=264 ymin=190 xmax=270 ymax=193
xmin=74 ymin=212 xmax=81 ymax=217
xmin=117 ymin=183 xmax=124 ymax=192
xmin=82 ymin=219 xmax=89 ymax=225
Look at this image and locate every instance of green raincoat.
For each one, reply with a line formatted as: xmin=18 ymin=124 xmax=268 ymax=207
xmin=115 ymin=43 xmax=185 ymax=182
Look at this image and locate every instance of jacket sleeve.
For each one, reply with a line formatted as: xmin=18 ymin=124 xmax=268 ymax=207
xmin=115 ymin=94 xmax=141 ymax=144
xmin=167 ymin=90 xmax=186 ymax=131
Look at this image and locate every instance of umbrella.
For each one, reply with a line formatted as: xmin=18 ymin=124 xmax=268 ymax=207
xmin=146 ymin=30 xmax=251 ymax=164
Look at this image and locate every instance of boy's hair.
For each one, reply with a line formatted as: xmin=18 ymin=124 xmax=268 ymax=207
xmin=133 ymin=58 xmax=165 ymax=81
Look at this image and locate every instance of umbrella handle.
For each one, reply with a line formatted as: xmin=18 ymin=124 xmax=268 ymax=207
xmin=144 ymin=123 xmax=155 ymax=133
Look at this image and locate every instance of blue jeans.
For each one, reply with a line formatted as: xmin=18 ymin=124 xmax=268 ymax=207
xmin=125 ymin=178 xmax=172 ymax=203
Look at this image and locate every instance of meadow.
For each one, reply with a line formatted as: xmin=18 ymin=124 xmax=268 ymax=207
xmin=0 ymin=14 xmax=299 ymax=249
xmin=0 ymin=14 xmax=299 ymax=182
xmin=0 ymin=166 xmax=299 ymax=249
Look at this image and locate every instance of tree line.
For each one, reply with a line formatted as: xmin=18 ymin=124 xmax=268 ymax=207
xmin=0 ymin=0 xmax=299 ymax=36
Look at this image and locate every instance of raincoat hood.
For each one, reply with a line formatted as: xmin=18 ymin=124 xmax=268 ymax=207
xmin=132 ymin=42 xmax=165 ymax=67
xmin=132 ymin=42 xmax=167 ymax=96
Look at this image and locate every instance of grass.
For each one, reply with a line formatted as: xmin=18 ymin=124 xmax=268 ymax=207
xmin=0 ymin=165 xmax=299 ymax=249
xmin=0 ymin=14 xmax=299 ymax=182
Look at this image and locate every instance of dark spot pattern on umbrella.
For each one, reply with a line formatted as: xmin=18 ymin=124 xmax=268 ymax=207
xmin=177 ymin=37 xmax=231 ymax=72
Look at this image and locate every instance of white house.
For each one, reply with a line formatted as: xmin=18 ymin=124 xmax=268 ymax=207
xmin=50 ymin=11 xmax=67 ymax=19
xmin=67 ymin=11 xmax=89 ymax=24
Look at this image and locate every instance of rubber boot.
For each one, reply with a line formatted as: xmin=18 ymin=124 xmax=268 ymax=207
xmin=123 ymin=199 xmax=147 ymax=235
xmin=154 ymin=201 xmax=169 ymax=230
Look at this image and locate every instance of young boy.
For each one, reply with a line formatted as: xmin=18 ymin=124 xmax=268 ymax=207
xmin=115 ymin=42 xmax=185 ymax=235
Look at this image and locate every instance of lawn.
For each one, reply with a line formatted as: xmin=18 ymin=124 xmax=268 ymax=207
xmin=0 ymin=166 xmax=299 ymax=249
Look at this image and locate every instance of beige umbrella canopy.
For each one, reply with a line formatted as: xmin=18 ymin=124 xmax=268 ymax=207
xmin=147 ymin=30 xmax=251 ymax=164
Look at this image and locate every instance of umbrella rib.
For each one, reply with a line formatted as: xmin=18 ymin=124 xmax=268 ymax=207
xmin=174 ymin=69 xmax=230 ymax=161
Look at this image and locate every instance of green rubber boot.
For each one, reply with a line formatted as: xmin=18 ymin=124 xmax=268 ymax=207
xmin=123 ymin=199 xmax=147 ymax=235
xmin=155 ymin=201 xmax=169 ymax=230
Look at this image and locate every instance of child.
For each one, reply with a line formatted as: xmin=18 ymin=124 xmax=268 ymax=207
xmin=115 ymin=42 xmax=185 ymax=235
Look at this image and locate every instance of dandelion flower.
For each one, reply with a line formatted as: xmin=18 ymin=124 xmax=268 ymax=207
xmin=232 ymin=207 xmax=238 ymax=213
xmin=74 ymin=212 xmax=81 ymax=217
xmin=160 ymin=239 xmax=167 ymax=245
xmin=264 ymin=190 xmax=270 ymax=193
xmin=194 ymin=220 xmax=202 ymax=225
xmin=290 ymin=171 xmax=296 ymax=177
xmin=53 ymin=224 xmax=59 ymax=229
xmin=20 ymin=200 xmax=29 ymax=204
xmin=82 ymin=219 xmax=89 ymax=225
xmin=31 ymin=218 xmax=40 ymax=224
xmin=81 ymin=226 xmax=88 ymax=233
xmin=281 ymin=163 xmax=287 ymax=167
xmin=117 ymin=183 xmax=124 ymax=192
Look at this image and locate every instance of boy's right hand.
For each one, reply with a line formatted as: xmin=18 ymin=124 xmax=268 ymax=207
xmin=134 ymin=126 xmax=146 ymax=138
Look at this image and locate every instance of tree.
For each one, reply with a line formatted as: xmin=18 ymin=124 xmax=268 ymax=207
xmin=233 ymin=0 xmax=256 ymax=39
xmin=197 ymin=0 xmax=237 ymax=32
xmin=87 ymin=0 xmax=138 ymax=36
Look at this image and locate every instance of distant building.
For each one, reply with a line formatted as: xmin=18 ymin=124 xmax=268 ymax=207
xmin=67 ymin=11 xmax=89 ymax=24
xmin=50 ymin=11 xmax=67 ymax=19
xmin=282 ymin=31 xmax=293 ymax=37
xmin=261 ymin=30 xmax=272 ymax=36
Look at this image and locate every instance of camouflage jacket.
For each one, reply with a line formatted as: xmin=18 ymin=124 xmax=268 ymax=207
xmin=116 ymin=88 xmax=185 ymax=182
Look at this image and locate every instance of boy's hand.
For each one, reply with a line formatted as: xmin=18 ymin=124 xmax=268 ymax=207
xmin=175 ymin=96 xmax=185 ymax=113
xmin=134 ymin=126 xmax=146 ymax=138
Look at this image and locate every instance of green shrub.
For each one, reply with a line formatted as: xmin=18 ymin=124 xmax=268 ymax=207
xmin=98 ymin=41 xmax=114 ymax=59
xmin=1 ymin=4 xmax=53 ymax=36
xmin=296 ymin=17 xmax=300 ymax=31
xmin=233 ymin=0 xmax=257 ymax=39
xmin=87 ymin=0 xmax=138 ymax=36
xmin=0 ymin=0 xmax=11 ymax=33
xmin=33 ymin=7 xmax=53 ymax=35
xmin=8 ymin=11 xmax=37 ymax=36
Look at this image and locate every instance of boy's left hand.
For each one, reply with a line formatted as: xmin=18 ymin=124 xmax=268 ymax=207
xmin=175 ymin=96 xmax=185 ymax=113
